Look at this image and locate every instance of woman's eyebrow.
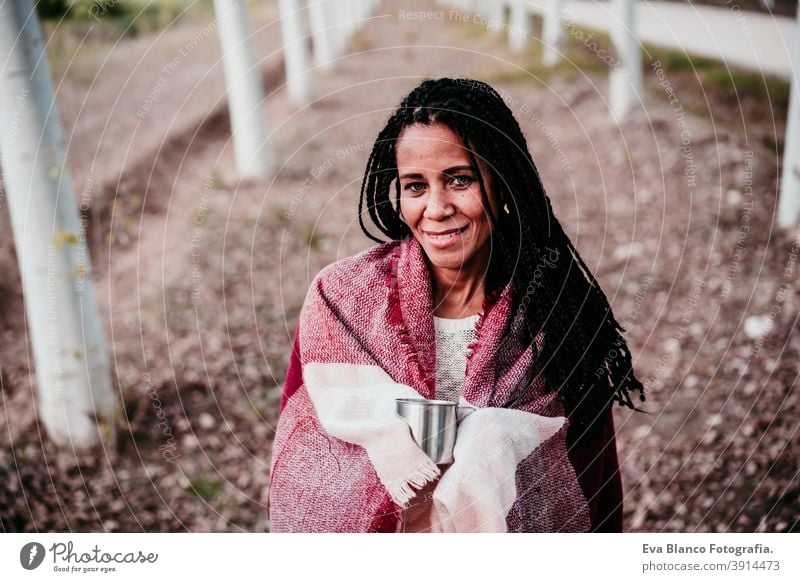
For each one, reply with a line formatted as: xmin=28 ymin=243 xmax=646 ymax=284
xmin=442 ymin=165 xmax=475 ymax=175
xmin=398 ymin=166 xmax=475 ymax=180
xmin=398 ymin=172 xmax=425 ymax=180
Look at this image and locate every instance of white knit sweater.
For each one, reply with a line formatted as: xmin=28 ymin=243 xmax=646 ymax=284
xmin=432 ymin=314 xmax=480 ymax=402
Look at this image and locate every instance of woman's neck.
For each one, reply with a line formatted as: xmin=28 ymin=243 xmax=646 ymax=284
xmin=430 ymin=266 xmax=487 ymax=319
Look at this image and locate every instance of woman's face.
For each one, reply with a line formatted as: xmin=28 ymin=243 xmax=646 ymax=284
xmin=396 ymin=123 xmax=501 ymax=279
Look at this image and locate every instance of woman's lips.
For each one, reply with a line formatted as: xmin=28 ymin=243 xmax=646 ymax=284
xmin=422 ymin=225 xmax=468 ymax=249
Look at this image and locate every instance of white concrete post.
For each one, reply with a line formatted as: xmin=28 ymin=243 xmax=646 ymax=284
xmin=353 ymin=0 xmax=368 ymax=33
xmin=479 ymin=0 xmax=504 ymax=26
xmin=332 ymin=0 xmax=352 ymax=57
xmin=336 ymin=0 xmax=350 ymax=40
xmin=353 ymin=0 xmax=365 ymax=28
xmin=609 ymin=0 xmax=642 ymax=119
xmin=0 ymin=0 xmax=115 ymax=448
xmin=346 ymin=0 xmax=359 ymax=37
xmin=279 ymin=0 xmax=315 ymax=106
xmin=309 ymin=0 xmax=336 ymax=71
xmin=497 ymin=0 xmax=508 ymax=24
xmin=778 ymin=7 xmax=800 ymax=228
xmin=543 ymin=0 xmax=565 ymax=67
xmin=509 ymin=0 xmax=532 ymax=52
xmin=213 ymin=0 xmax=272 ymax=176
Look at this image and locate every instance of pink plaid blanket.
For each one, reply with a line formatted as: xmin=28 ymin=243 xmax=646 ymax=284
xmin=268 ymin=236 xmax=608 ymax=532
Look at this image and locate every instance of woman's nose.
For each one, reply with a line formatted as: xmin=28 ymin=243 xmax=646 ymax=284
xmin=423 ymin=186 xmax=454 ymax=220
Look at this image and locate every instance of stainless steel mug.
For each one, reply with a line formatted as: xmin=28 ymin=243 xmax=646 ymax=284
xmin=395 ymin=398 xmax=472 ymax=465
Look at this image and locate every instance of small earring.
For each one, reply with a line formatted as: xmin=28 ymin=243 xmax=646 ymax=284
xmin=503 ymin=202 xmax=510 ymax=215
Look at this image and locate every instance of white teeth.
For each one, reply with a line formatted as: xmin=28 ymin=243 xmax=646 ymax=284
xmin=429 ymin=229 xmax=462 ymax=239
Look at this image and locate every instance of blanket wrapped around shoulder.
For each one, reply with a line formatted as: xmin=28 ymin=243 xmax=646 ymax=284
xmin=268 ymin=236 xmax=622 ymax=532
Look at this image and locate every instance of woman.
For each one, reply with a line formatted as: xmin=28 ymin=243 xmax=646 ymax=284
xmin=268 ymin=78 xmax=645 ymax=532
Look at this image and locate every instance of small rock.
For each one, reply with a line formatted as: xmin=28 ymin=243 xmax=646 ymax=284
xmin=726 ymin=189 xmax=742 ymax=206
xmin=612 ymin=241 xmax=644 ymax=261
xmin=182 ymin=434 xmax=198 ymax=450
xmin=198 ymin=413 xmax=215 ymax=430
xmin=744 ymin=315 xmax=773 ymax=339
xmin=742 ymin=381 xmax=759 ymax=396
xmin=689 ymin=323 xmax=704 ymax=337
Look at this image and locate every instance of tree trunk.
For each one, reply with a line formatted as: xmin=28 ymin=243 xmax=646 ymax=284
xmin=0 ymin=0 xmax=115 ymax=448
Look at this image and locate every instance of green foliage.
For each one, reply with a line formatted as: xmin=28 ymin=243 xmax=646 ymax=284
xmin=72 ymin=0 xmax=127 ymax=21
xmin=645 ymin=44 xmax=790 ymax=109
xmin=38 ymin=0 xmax=204 ymax=38
xmin=761 ymin=134 xmax=781 ymax=156
xmin=295 ymin=222 xmax=323 ymax=250
xmin=490 ymin=18 xmax=791 ymax=114
xmin=646 ymin=47 xmax=715 ymax=73
xmin=235 ymin=385 xmax=281 ymax=420
xmin=484 ymin=21 xmax=614 ymax=86
xmin=704 ymin=68 xmax=790 ymax=109
xmin=186 ymin=476 xmax=222 ymax=501
xmin=35 ymin=0 xmax=72 ymax=20
xmin=110 ymin=1 xmax=188 ymax=37
xmin=206 ymin=168 xmax=224 ymax=191
xmin=454 ymin=20 xmax=491 ymax=39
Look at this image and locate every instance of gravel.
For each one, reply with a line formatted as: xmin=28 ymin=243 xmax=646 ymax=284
xmin=1 ymin=0 xmax=797 ymax=532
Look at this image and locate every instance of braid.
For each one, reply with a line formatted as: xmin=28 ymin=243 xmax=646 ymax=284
xmin=358 ymin=78 xmax=645 ymax=430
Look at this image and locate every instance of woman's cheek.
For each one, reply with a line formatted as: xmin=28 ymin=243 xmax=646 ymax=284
xmin=400 ymin=200 xmax=422 ymax=225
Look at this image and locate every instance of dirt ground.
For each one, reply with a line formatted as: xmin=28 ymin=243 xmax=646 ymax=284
xmin=1 ymin=0 xmax=797 ymax=532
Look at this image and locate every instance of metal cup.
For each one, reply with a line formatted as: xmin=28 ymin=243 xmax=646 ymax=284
xmin=395 ymin=398 xmax=460 ymax=465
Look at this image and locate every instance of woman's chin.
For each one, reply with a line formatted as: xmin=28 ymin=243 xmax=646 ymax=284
xmin=422 ymin=247 xmax=473 ymax=272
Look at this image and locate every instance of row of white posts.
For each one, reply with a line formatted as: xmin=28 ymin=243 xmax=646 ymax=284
xmin=280 ymin=0 xmax=383 ymax=104
xmin=0 ymin=0 xmax=799 ymax=449
xmin=438 ymin=0 xmax=641 ymax=119
xmin=222 ymin=0 xmax=382 ymax=178
xmin=0 ymin=0 xmax=384 ymax=448
xmin=438 ymin=0 xmax=800 ymax=228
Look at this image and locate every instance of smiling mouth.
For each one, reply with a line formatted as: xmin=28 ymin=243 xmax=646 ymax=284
xmin=424 ymin=225 xmax=468 ymax=240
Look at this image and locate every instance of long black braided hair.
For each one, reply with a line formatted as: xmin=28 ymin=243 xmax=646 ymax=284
xmin=358 ymin=78 xmax=645 ymax=430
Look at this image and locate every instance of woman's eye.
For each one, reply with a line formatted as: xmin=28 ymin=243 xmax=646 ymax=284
xmin=450 ymin=175 xmax=474 ymax=189
xmin=403 ymin=182 xmax=426 ymax=194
